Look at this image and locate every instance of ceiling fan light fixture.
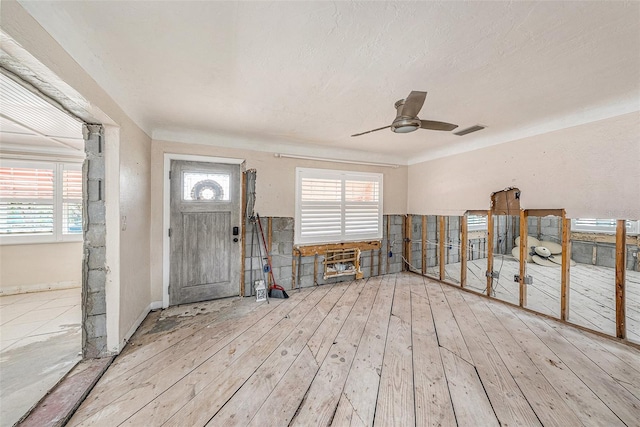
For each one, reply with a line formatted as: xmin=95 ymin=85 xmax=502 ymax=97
xmin=391 ymin=117 xmax=421 ymax=133
xmin=393 ymin=124 xmax=419 ymax=133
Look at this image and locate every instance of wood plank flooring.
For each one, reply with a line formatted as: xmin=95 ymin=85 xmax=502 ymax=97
xmin=68 ymin=273 xmax=640 ymax=427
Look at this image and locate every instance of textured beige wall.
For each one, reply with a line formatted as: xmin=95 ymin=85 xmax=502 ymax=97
xmin=0 ymin=242 xmax=82 ymax=293
xmin=2 ymin=1 xmax=152 ymax=350
xmin=149 ymin=139 xmax=408 ymax=302
xmin=407 ymin=112 xmax=640 ymax=219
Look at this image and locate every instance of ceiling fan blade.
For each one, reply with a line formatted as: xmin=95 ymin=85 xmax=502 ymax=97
xmin=401 ymin=91 xmax=427 ymax=117
xmin=351 ymin=125 xmax=391 ymax=137
xmin=420 ymin=120 xmax=458 ymax=131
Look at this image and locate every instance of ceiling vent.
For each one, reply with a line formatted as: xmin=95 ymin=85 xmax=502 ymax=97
xmin=453 ymin=124 xmax=486 ymax=136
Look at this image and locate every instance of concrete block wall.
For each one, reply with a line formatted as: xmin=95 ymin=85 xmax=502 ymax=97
xmin=493 ymin=215 xmax=519 ymax=255
xmin=409 ymin=215 xmax=423 ymax=272
xmin=243 ymin=215 xmax=404 ymax=295
xmin=385 ymin=215 xmax=404 ymax=274
xmin=521 ymin=216 xmax=639 ymax=271
xmin=82 ymin=124 xmax=108 ymax=358
xmin=468 ymin=237 xmax=489 ymax=261
xmin=571 ymin=241 xmax=639 ymax=271
xmin=407 ymin=215 xmax=463 ymax=273
xmin=445 ymin=216 xmax=461 ymax=265
xmin=243 ymin=217 xmax=294 ymax=295
xmin=425 ymin=216 xmax=438 ymax=271
xmin=527 ymin=216 xmax=561 ymax=242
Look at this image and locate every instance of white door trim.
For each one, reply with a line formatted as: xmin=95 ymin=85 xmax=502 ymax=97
xmin=162 ymin=153 xmax=245 ymax=308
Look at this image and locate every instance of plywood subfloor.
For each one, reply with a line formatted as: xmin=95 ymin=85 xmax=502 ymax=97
xmin=67 ymin=273 xmax=640 ymax=427
xmin=439 ymin=258 xmax=640 ymax=343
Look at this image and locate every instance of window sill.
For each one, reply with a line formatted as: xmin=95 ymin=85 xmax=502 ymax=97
xmin=0 ymin=236 xmax=83 ymax=246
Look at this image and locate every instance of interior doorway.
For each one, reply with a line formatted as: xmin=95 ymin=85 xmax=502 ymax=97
xmin=0 ymin=70 xmax=84 ymax=425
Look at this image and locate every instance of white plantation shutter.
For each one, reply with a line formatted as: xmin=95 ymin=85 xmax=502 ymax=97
xmin=62 ymin=166 xmax=82 ymax=235
xmin=296 ymin=168 xmax=383 ymax=244
xmin=572 ymin=218 xmax=639 ymax=234
xmin=0 ymin=160 xmax=83 ymax=244
xmin=299 ymin=177 xmax=342 ymax=241
xmin=0 ymin=164 xmax=55 ymax=236
xmin=467 ymin=214 xmax=487 ymax=231
xmin=344 ymin=179 xmax=380 ymax=237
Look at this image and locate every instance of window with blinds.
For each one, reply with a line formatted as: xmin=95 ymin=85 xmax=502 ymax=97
xmin=0 ymin=160 xmax=83 ymax=243
xmin=571 ymin=218 xmax=639 ymax=235
xmin=63 ymin=168 xmax=83 ymax=235
xmin=467 ymin=214 xmax=488 ymax=231
xmin=295 ymin=168 xmax=383 ymax=245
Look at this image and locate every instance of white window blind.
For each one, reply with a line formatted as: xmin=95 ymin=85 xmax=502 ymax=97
xmin=0 ymin=160 xmax=83 ymax=244
xmin=62 ymin=167 xmax=82 ymax=235
xmin=295 ymin=168 xmax=383 ymax=245
xmin=467 ymin=214 xmax=488 ymax=231
xmin=571 ymin=218 xmax=639 ymax=235
xmin=0 ymin=164 xmax=55 ymax=236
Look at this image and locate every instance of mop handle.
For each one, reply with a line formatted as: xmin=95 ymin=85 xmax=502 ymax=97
xmin=256 ymin=214 xmax=278 ymax=288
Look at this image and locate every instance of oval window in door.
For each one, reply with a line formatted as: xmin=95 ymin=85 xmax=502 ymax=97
xmin=182 ymin=172 xmax=230 ymax=201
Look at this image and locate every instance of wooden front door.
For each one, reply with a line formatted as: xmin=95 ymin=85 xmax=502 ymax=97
xmin=169 ymin=160 xmax=241 ymax=305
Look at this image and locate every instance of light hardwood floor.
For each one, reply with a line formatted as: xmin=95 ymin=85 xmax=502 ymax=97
xmin=68 ymin=273 xmax=640 ymax=426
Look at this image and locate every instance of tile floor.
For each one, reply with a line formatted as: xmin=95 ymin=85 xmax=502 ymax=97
xmin=0 ymin=288 xmax=82 ymax=427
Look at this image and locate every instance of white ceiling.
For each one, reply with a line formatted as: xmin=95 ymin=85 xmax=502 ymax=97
xmin=18 ymin=1 xmax=640 ymax=164
xmin=0 ymin=72 xmax=84 ymax=157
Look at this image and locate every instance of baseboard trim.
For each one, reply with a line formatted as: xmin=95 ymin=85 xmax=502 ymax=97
xmin=122 ymin=303 xmax=153 ymax=350
xmin=0 ymin=281 xmax=80 ymax=296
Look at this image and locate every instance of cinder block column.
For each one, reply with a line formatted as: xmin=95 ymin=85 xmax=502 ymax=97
xmin=82 ymin=124 xmax=108 ymax=358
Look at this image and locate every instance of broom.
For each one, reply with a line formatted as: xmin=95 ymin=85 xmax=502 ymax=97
xmin=256 ymin=214 xmax=289 ymax=299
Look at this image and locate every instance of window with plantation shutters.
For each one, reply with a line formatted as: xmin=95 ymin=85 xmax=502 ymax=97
xmin=467 ymin=214 xmax=488 ymax=231
xmin=0 ymin=160 xmax=83 ymax=244
xmin=62 ymin=167 xmax=82 ymax=235
xmin=295 ymin=168 xmax=383 ymax=245
xmin=571 ymin=218 xmax=639 ymax=235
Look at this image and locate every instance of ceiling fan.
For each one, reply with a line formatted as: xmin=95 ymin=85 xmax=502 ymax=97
xmin=351 ymin=91 xmax=458 ymax=137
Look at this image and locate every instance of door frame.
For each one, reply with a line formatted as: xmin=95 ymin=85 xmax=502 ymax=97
xmin=162 ymin=153 xmax=244 ymax=308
